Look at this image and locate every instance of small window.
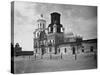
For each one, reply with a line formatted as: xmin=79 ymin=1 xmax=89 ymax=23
xmin=35 ymin=42 xmax=37 ymax=47
xmin=90 ymin=46 xmax=93 ymax=52
xmin=59 ymin=48 xmax=60 ymax=53
xmin=50 ymin=40 xmax=51 ymax=44
xmin=49 ymin=47 xmax=52 ymax=52
xmin=43 ymin=23 xmax=45 ymax=28
xmin=82 ymin=46 xmax=84 ymax=52
xmin=53 ymin=40 xmax=55 ymax=44
xmin=38 ymin=24 xmax=39 ymax=28
xmin=58 ymin=48 xmax=60 ymax=53
xmin=65 ymin=48 xmax=67 ymax=53
xmin=35 ymin=49 xmax=37 ymax=53
xmin=40 ymin=23 xmax=41 ymax=28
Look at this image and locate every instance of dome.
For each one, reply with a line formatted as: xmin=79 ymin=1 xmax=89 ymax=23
xmin=37 ymin=14 xmax=46 ymax=22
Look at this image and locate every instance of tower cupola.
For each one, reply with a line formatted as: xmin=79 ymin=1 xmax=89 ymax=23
xmin=37 ymin=14 xmax=46 ymax=29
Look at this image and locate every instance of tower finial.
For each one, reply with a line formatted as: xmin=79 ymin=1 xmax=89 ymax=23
xmin=41 ymin=14 xmax=43 ymax=18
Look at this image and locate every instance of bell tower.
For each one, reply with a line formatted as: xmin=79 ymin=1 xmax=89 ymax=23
xmin=51 ymin=12 xmax=60 ymax=24
xmin=48 ymin=12 xmax=64 ymax=34
xmin=34 ymin=14 xmax=47 ymax=54
xmin=47 ymin=12 xmax=64 ymax=54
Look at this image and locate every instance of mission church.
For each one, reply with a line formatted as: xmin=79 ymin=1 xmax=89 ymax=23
xmin=33 ymin=12 xmax=84 ymax=55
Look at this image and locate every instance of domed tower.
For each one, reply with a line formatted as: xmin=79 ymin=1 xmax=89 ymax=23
xmin=34 ymin=14 xmax=46 ymax=38
xmin=34 ymin=14 xmax=47 ymax=55
xmin=37 ymin=14 xmax=46 ymax=29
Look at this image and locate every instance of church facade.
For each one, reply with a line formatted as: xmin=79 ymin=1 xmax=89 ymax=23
xmin=33 ymin=12 xmax=96 ymax=55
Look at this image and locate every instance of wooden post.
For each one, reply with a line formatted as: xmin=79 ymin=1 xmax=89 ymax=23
xmin=41 ymin=54 xmax=43 ymax=59
xmin=50 ymin=53 xmax=52 ymax=60
xmin=61 ymin=53 xmax=62 ymax=59
xmin=75 ymin=53 xmax=77 ymax=60
xmin=35 ymin=53 xmax=36 ymax=60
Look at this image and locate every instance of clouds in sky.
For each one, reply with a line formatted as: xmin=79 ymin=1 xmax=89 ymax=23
xmin=13 ymin=1 xmax=97 ymax=51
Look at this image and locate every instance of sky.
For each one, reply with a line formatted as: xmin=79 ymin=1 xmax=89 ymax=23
xmin=13 ymin=1 xmax=97 ymax=51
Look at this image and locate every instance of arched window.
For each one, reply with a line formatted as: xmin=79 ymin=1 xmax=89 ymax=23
xmin=61 ymin=27 xmax=63 ymax=32
xmin=40 ymin=23 xmax=41 ymax=28
xmin=35 ymin=42 xmax=37 ymax=47
xmin=90 ymin=46 xmax=93 ymax=52
xmin=49 ymin=47 xmax=52 ymax=52
xmin=65 ymin=48 xmax=67 ymax=53
xmin=50 ymin=40 xmax=51 ymax=44
xmin=58 ymin=48 xmax=60 ymax=53
xmin=38 ymin=24 xmax=39 ymax=28
xmin=43 ymin=23 xmax=45 ymax=28
xmin=53 ymin=40 xmax=55 ymax=44
xmin=35 ymin=49 xmax=37 ymax=53
xmin=47 ymin=40 xmax=49 ymax=44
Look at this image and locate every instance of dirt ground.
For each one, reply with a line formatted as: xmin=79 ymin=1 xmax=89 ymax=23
xmin=14 ymin=53 xmax=97 ymax=74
